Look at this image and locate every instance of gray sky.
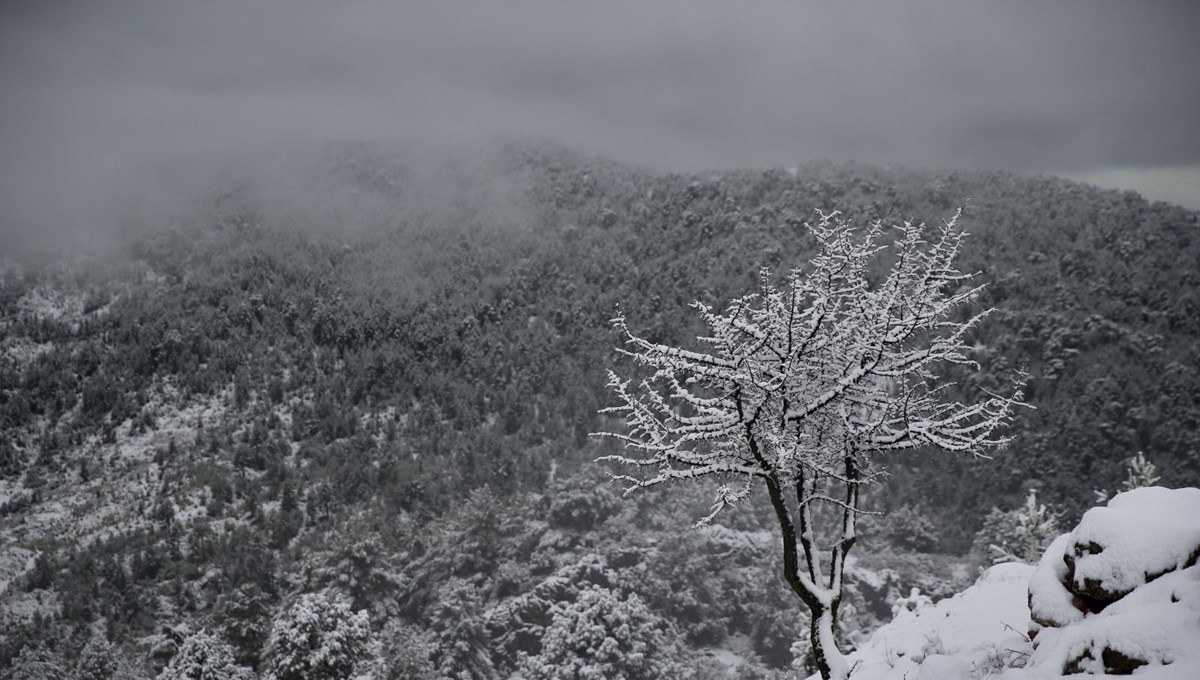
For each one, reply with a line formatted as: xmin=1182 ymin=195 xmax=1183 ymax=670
xmin=2 ymin=0 xmax=1198 ymax=250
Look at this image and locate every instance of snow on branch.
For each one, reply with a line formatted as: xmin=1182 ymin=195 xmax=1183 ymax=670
xmin=593 ymin=207 xmax=1025 ymax=521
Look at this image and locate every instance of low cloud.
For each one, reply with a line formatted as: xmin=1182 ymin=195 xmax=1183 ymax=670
xmin=1060 ymin=165 xmax=1200 ymax=211
xmin=2 ymin=0 xmax=1198 ymax=250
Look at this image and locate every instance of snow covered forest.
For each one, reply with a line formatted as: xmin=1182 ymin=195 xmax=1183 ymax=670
xmin=2 ymin=143 xmax=1199 ymax=678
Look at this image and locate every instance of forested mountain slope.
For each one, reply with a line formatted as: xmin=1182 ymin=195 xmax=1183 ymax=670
xmin=1 ymin=142 xmax=1197 ymax=677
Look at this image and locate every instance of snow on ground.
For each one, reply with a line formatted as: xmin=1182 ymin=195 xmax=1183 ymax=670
xmin=704 ymin=647 xmax=749 ymax=671
xmin=118 ymin=386 xmax=227 ymax=463
xmin=698 ymin=523 xmax=774 ymax=549
xmin=835 ymin=562 xmax=1035 ymax=680
xmin=1014 ymin=564 xmax=1200 ymax=679
xmin=0 ymin=589 xmax=61 ymax=627
xmin=0 ymin=380 xmax=234 ymax=592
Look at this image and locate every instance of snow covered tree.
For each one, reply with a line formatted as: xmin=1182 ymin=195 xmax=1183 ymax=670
xmin=427 ymin=578 xmax=498 ymax=680
xmin=8 ymin=642 xmax=67 ymax=680
xmin=595 ymin=208 xmax=1024 ymax=679
xmin=157 ymin=630 xmax=251 ymax=680
xmin=265 ymin=592 xmax=372 ymax=680
xmin=1122 ymin=450 xmax=1161 ymax=490
xmin=979 ymin=488 xmax=1060 ymax=565
xmin=74 ymin=632 xmax=134 ymax=680
xmin=216 ymin=583 xmax=273 ymax=669
xmin=1094 ymin=451 xmax=1162 ymax=503
xmin=517 ymin=586 xmax=683 ymax=680
xmin=375 ymin=621 xmax=439 ymax=680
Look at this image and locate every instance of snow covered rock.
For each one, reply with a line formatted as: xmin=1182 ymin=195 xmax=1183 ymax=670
xmin=1023 ymin=486 xmax=1200 ymax=676
xmin=1064 ymin=487 xmax=1200 ymax=608
xmin=1027 ymin=533 xmax=1084 ymax=633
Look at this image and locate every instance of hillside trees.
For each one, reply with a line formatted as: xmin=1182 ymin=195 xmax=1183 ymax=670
xmin=4 ymin=146 xmax=1198 ymax=675
xmin=596 ymin=208 xmax=1025 ymax=679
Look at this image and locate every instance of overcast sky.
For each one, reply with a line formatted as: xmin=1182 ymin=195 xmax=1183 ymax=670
xmin=2 ymin=0 xmax=1198 ymax=249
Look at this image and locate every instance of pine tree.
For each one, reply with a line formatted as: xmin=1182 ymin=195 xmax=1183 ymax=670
xmin=1093 ymin=451 xmax=1163 ymax=503
xmin=265 ymin=592 xmax=372 ymax=680
xmin=157 ymin=630 xmax=251 ymax=680
xmin=986 ymin=488 xmax=1060 ymax=564
xmin=1121 ymin=451 xmax=1161 ymax=491
xmin=217 ymin=583 xmax=272 ymax=669
xmin=518 ymin=586 xmax=683 ymax=680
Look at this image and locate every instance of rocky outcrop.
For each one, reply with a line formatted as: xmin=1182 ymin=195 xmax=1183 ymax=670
xmin=1026 ymin=487 xmax=1200 ymax=675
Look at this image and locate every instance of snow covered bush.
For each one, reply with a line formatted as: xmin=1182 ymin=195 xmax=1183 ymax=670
xmin=216 ymin=583 xmax=273 ymax=668
xmin=973 ymin=489 xmax=1060 ymax=565
xmin=1059 ymin=487 xmax=1198 ymax=609
xmin=489 ymin=553 xmax=613 ymax=671
xmin=973 ymin=507 xmax=1027 ymax=562
xmin=616 ymin=528 xmax=780 ymax=650
xmin=517 ymin=585 xmax=684 ymax=680
xmin=157 ymin=630 xmax=251 ymax=680
xmin=426 ymin=578 xmax=498 ymax=679
xmin=837 ymin=487 xmax=1200 ymax=679
xmin=327 ymin=538 xmax=405 ymax=614
xmin=264 ymin=592 xmax=372 ymax=680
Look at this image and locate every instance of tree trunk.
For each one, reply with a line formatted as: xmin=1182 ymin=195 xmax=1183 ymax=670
xmin=760 ymin=469 xmax=852 ymax=680
xmin=810 ymin=603 xmax=850 ymax=680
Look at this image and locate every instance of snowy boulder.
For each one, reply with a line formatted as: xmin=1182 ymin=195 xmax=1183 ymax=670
xmin=1023 ymin=487 xmax=1200 ymax=676
xmin=1063 ymin=487 xmax=1200 ymax=609
xmin=1027 ymin=533 xmax=1085 ymax=633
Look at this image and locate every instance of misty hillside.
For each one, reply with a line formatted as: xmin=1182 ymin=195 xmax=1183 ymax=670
xmin=2 ymin=142 xmax=1199 ymax=678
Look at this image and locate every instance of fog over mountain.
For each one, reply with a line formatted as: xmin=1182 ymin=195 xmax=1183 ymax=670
xmin=2 ymin=0 xmax=1198 ymax=253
